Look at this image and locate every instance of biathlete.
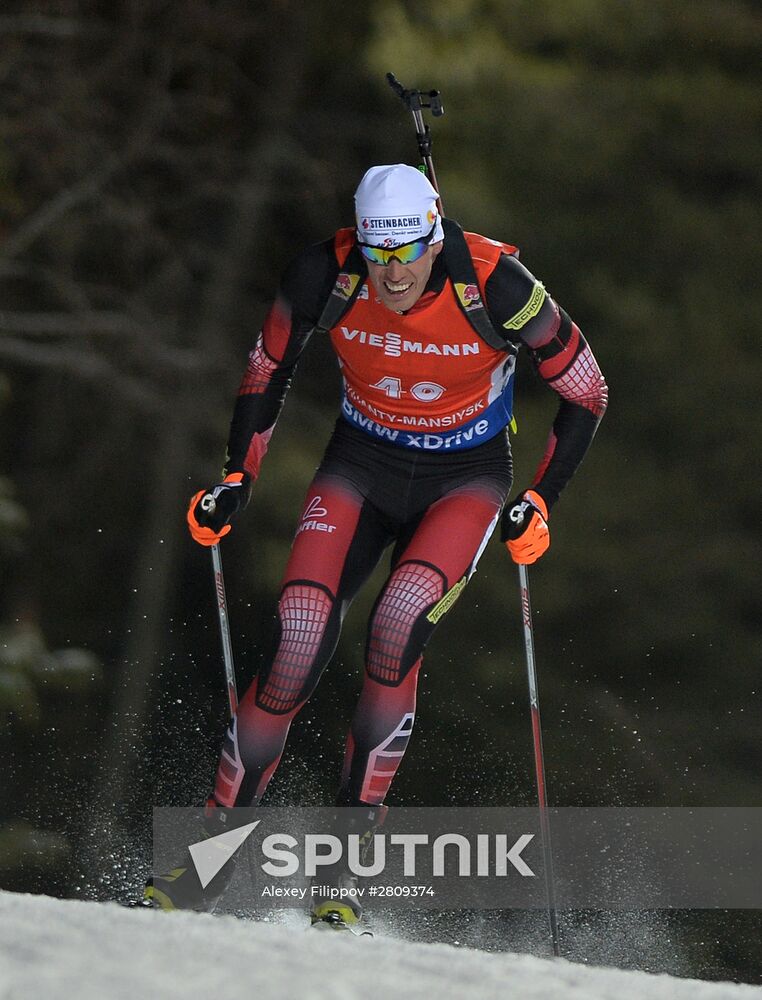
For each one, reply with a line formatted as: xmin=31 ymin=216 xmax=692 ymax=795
xmin=146 ymin=164 xmax=608 ymax=924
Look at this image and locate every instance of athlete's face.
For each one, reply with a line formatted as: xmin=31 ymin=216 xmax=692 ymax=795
xmin=366 ymin=240 xmax=443 ymax=313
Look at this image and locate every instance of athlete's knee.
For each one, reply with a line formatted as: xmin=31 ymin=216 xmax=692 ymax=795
xmin=256 ymin=581 xmax=337 ymax=712
xmin=366 ymin=561 xmax=445 ymax=684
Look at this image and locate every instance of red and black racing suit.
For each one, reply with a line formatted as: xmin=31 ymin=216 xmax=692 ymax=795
xmin=211 ymin=229 xmax=608 ymax=809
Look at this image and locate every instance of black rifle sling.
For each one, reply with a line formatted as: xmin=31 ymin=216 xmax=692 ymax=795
xmin=314 ymin=242 xmax=368 ymax=335
xmin=440 ymin=218 xmax=514 ymax=352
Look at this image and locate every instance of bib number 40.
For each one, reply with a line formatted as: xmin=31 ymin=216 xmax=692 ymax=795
xmin=371 ymin=376 xmax=445 ymax=403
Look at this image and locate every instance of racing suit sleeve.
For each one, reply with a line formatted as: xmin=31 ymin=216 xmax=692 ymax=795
xmin=485 ymin=253 xmax=608 ymax=510
xmin=223 ymin=239 xmax=338 ymax=481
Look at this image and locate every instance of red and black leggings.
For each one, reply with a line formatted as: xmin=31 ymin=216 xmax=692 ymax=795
xmin=212 ymin=419 xmax=513 ymax=808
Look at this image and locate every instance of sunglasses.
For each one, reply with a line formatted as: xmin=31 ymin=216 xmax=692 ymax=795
xmin=357 ymin=223 xmax=437 ymax=267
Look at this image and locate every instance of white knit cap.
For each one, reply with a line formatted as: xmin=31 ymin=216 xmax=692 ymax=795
xmin=355 ymin=164 xmax=443 ymax=247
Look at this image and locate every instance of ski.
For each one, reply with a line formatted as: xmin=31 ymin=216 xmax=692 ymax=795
xmin=310 ymin=911 xmax=373 ymax=937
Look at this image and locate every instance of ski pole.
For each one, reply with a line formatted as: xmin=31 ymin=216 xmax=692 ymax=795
xmin=386 ymin=72 xmax=445 ymax=215
xmin=200 ymin=494 xmax=239 ymax=717
xmin=518 ymin=563 xmax=561 ymax=957
xmin=210 ymin=543 xmax=239 ymax=717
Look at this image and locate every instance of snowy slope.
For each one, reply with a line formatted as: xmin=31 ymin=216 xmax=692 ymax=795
xmin=0 ymin=890 xmax=758 ymax=1000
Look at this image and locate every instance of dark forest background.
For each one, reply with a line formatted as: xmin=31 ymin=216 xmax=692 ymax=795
xmin=0 ymin=0 xmax=760 ymax=982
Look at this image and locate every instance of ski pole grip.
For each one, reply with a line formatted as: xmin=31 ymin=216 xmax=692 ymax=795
xmin=200 ymin=493 xmax=217 ymax=515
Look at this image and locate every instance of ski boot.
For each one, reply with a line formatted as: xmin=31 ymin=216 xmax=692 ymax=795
xmin=310 ymin=868 xmax=364 ymax=931
xmin=143 ymin=800 xmax=253 ymax=912
xmin=309 ymin=802 xmax=386 ymax=934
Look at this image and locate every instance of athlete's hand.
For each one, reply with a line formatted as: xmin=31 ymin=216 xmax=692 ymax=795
xmin=187 ymin=472 xmax=250 ymax=546
xmin=501 ymin=489 xmax=550 ymax=565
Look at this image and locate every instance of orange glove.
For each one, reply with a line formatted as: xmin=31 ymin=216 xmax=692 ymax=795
xmin=501 ymin=489 xmax=550 ymax=565
xmin=187 ymin=472 xmax=249 ymax=546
